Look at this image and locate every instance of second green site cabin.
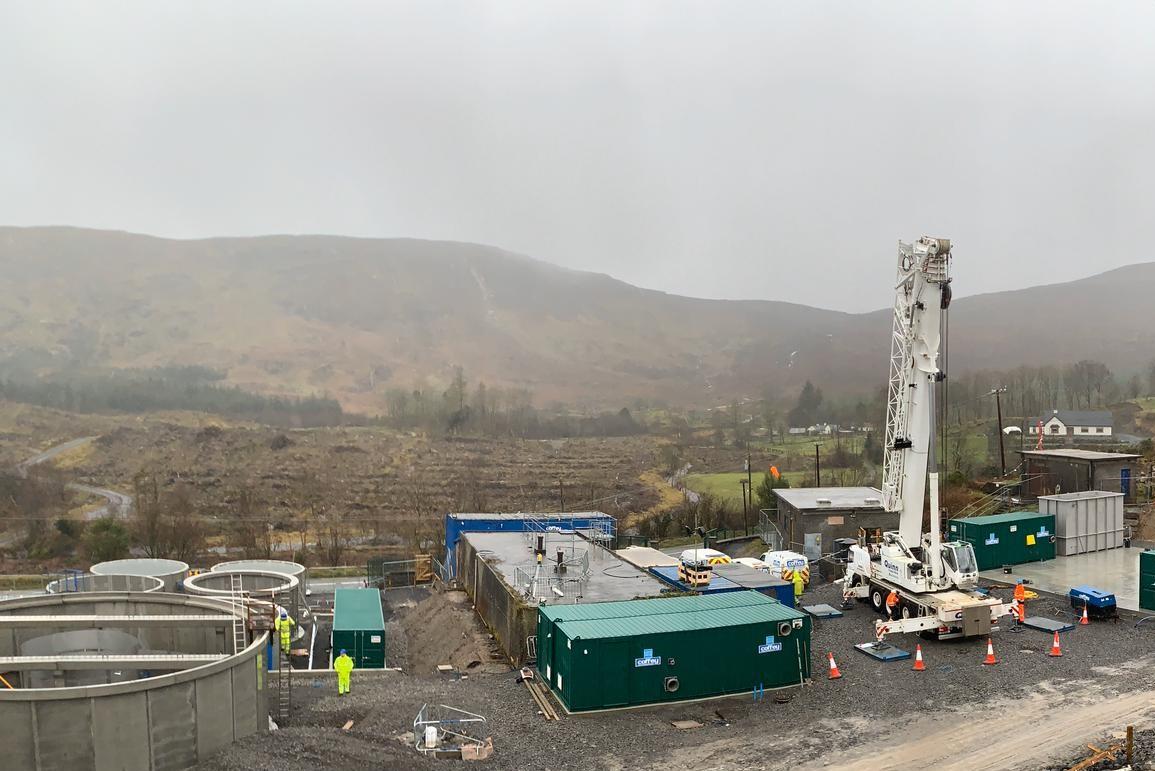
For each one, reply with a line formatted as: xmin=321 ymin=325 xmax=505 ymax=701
xmin=331 ymin=587 xmax=386 ymax=669
xmin=949 ymin=511 xmax=1056 ymax=572
xmin=537 ymin=591 xmax=810 ymax=712
xmin=1140 ymin=549 xmax=1155 ymax=612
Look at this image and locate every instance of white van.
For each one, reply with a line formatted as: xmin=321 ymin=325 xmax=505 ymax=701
xmin=679 ymin=548 xmax=732 ymax=568
xmin=759 ymin=550 xmax=810 ymax=584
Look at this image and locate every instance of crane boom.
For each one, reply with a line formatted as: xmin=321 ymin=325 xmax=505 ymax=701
xmin=881 ymin=237 xmax=952 ymax=547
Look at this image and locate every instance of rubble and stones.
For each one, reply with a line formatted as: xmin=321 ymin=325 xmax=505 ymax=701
xmin=198 ymin=582 xmax=1155 ymax=771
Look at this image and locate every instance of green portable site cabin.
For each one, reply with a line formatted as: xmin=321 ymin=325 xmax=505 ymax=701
xmin=332 ymin=587 xmax=386 ymax=668
xmin=537 ymin=591 xmax=810 ymax=712
xmin=1141 ymin=550 xmax=1155 ymax=612
xmin=949 ymin=511 xmax=1056 ymax=572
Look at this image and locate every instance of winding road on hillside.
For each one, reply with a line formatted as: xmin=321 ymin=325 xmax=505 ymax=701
xmin=15 ymin=436 xmax=133 ymax=520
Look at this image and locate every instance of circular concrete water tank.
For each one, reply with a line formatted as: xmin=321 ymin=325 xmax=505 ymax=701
xmin=0 ymin=592 xmax=268 ymax=770
xmin=90 ymin=558 xmax=189 ymax=592
xmin=184 ymin=570 xmax=308 ymax=631
xmin=210 ymin=559 xmax=308 ymax=592
xmin=46 ymin=573 xmax=165 ymax=594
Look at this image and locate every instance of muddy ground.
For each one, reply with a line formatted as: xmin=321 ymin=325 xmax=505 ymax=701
xmin=199 ymin=582 xmax=1155 ymax=771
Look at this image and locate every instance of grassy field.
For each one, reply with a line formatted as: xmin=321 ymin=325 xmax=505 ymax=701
xmin=683 ymin=471 xmax=807 ymax=505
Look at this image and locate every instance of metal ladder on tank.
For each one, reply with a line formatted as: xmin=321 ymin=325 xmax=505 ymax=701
xmin=229 ymin=572 xmax=248 ymax=655
xmin=273 ymin=593 xmax=292 ymax=724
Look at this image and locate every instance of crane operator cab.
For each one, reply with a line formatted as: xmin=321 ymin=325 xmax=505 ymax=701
xmin=939 ymin=541 xmax=979 ymax=590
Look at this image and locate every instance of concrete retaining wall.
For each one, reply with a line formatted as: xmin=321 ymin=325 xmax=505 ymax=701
xmin=457 ymin=536 xmax=535 ymax=665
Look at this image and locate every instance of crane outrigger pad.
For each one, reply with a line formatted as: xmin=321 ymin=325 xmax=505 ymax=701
xmin=801 ymin=604 xmax=844 ymax=619
xmin=854 ymin=641 xmax=911 ymax=662
xmin=1021 ymin=617 xmax=1075 ymax=634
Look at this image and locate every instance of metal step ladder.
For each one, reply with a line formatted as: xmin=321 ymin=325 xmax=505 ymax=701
xmin=276 ymin=630 xmax=291 ymax=724
xmin=229 ymin=572 xmax=248 ymax=655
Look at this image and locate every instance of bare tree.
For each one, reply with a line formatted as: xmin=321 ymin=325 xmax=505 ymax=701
xmin=165 ymin=483 xmax=205 ymax=564
xmin=129 ymin=474 xmax=205 ymax=562
xmin=400 ymin=471 xmax=441 ymax=556
xmin=131 ymin=473 xmax=166 ymax=557
xmin=227 ymin=484 xmax=276 ymax=559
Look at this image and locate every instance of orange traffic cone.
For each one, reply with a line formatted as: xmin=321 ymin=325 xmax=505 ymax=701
xmin=1079 ymin=603 xmax=1090 ymax=626
xmin=982 ymin=637 xmax=998 ymax=666
xmin=912 ymin=644 xmax=926 ymax=671
xmin=827 ymin=652 xmax=843 ymax=680
xmin=1048 ymin=631 xmax=1063 ymax=657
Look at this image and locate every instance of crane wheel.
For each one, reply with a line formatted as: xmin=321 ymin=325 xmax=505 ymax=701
xmin=869 ymin=585 xmax=886 ymax=613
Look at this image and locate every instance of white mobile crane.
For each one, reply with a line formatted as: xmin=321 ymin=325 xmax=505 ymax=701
xmin=842 ymin=237 xmax=1013 ymax=640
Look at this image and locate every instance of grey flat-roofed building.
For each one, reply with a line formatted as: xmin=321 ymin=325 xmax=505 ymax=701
xmin=773 ymin=486 xmax=894 ymax=571
xmin=1020 ymin=449 xmax=1140 ymax=501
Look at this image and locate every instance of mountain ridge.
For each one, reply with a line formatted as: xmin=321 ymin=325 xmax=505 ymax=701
xmin=1 ymin=226 xmax=1150 ymax=410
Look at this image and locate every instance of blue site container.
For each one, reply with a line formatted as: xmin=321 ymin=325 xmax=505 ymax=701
xmin=648 ymin=565 xmax=743 ymax=595
xmin=442 ymin=512 xmax=616 ymax=579
xmin=710 ymin=564 xmax=796 ymax=607
xmin=646 ymin=565 xmax=795 ymax=607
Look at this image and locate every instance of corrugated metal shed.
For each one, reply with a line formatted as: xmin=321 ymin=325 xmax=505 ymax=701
xmin=559 ymin=602 xmax=802 ymax=639
xmin=1039 ymin=491 xmax=1124 ymax=554
xmin=950 ymin=511 xmax=1055 ymax=571
xmin=1140 ymin=550 xmax=1155 ymax=612
xmin=332 ymin=588 xmax=386 ymax=669
xmin=540 ymin=591 xmax=778 ymax=624
xmin=538 ymin=592 xmax=810 ymax=712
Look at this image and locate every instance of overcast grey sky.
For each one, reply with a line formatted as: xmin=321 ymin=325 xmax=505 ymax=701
xmin=2 ymin=2 xmax=1153 ymax=311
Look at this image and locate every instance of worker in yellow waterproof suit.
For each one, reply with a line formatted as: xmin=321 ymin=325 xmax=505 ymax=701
xmin=334 ymin=649 xmax=355 ymax=696
xmin=791 ymin=570 xmax=805 ymax=603
xmin=274 ymin=610 xmax=295 ymax=655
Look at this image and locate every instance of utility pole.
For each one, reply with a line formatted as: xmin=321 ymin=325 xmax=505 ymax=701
xmin=745 ymin=442 xmax=753 ymax=535
xmin=739 ymin=479 xmax=750 ymax=536
xmin=989 ymin=387 xmax=1008 ymax=476
xmin=814 ymin=443 xmax=821 ymax=488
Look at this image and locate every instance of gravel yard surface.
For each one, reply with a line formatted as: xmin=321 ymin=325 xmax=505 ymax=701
xmin=199 ymin=582 xmax=1155 ymax=771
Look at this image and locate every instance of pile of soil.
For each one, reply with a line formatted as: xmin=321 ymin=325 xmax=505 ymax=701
xmin=392 ymin=587 xmax=509 ymax=676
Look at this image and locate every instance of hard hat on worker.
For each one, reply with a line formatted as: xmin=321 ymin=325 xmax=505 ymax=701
xmin=280 ymin=610 xmax=287 ymax=619
xmin=340 ymin=649 xmax=347 ymax=655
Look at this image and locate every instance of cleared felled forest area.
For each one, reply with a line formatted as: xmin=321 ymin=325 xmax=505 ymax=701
xmin=68 ymin=423 xmax=662 ymax=559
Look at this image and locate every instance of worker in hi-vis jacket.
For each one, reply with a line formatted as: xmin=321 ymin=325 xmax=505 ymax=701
xmin=274 ymin=610 xmax=295 ymax=655
xmin=334 ymin=649 xmax=355 ymax=696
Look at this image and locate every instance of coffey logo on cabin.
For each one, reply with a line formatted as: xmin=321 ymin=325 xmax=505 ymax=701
xmin=757 ymin=635 xmax=782 ymax=654
xmin=634 ymin=649 xmax=661 ymax=667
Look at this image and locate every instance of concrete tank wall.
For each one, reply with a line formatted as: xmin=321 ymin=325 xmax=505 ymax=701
xmin=0 ymin=593 xmax=233 ymax=663
xmin=0 ymin=632 xmax=268 ymax=771
xmin=90 ymin=559 xmax=190 ymax=592
xmin=210 ymin=560 xmax=308 ymax=592
xmin=185 ymin=570 xmax=309 ymax=629
xmin=47 ymin=573 xmax=166 ymax=594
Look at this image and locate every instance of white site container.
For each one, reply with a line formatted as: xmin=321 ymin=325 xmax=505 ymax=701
xmin=1039 ymin=490 xmax=1124 ymax=556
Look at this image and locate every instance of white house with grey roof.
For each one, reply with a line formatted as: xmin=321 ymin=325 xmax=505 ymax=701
xmin=1027 ymin=409 xmax=1113 ymax=437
